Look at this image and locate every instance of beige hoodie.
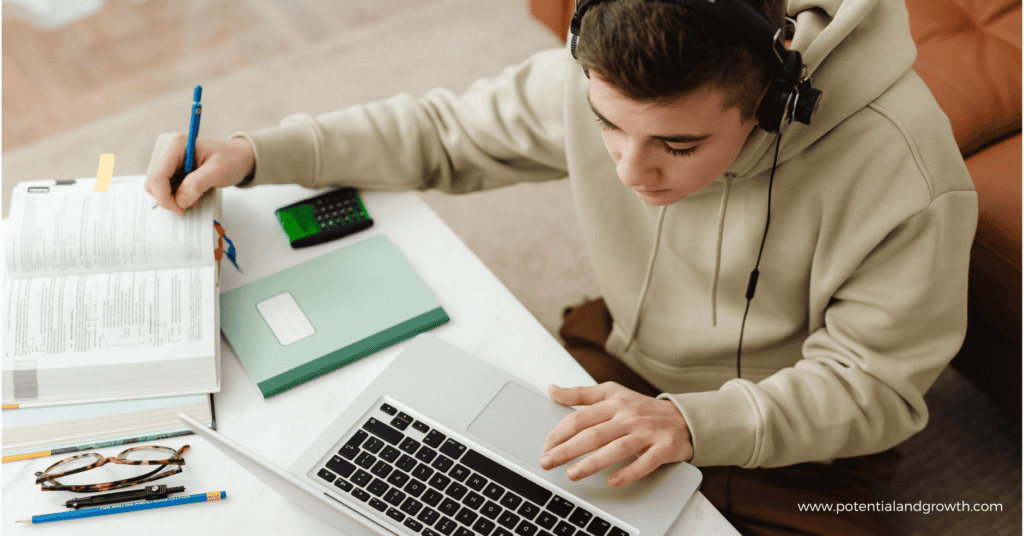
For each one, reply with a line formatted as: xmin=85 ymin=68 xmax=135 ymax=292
xmin=234 ymin=0 xmax=978 ymax=468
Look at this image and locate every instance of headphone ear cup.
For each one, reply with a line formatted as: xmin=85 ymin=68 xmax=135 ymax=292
xmin=756 ymin=51 xmax=804 ymax=133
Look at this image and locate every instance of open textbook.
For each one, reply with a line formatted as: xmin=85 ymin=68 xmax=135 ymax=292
xmin=2 ymin=176 xmax=221 ymax=406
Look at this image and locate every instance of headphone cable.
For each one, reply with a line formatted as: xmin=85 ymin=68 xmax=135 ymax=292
xmin=736 ymin=131 xmax=782 ymax=378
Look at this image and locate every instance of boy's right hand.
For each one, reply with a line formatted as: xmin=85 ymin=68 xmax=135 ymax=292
xmin=145 ymin=133 xmax=256 ymax=216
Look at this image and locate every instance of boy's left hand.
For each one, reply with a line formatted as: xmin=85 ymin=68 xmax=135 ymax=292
xmin=541 ymin=382 xmax=692 ymax=487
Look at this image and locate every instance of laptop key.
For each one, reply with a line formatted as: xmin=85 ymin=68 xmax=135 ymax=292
xmin=398 ymin=411 xmax=414 ymax=423
xmin=387 ymin=507 xmax=406 ymax=522
xmin=568 ymin=508 xmax=592 ymax=528
xmin=417 ymin=446 xmax=439 ymax=464
xmin=352 ymin=469 xmax=373 ymax=487
xmin=535 ymin=512 xmax=557 ymax=530
xmin=546 ymin=497 xmax=574 ymax=518
xmin=418 ymin=507 xmax=441 ymax=526
xmin=480 ymin=501 xmax=502 ymax=519
xmin=317 ymin=468 xmax=336 ymax=483
xmin=607 ymin=528 xmax=628 ymax=536
xmin=456 ymin=507 xmax=478 ymax=526
xmin=368 ymin=478 xmax=389 ymax=497
xmin=498 ymin=511 xmax=521 ymax=529
xmin=356 ymin=452 xmax=376 ymax=469
xmin=424 ymin=430 xmax=447 ymax=448
xmin=474 ymin=517 xmax=497 ymax=536
xmin=455 ymin=528 xmax=475 ymax=536
xmin=450 ymin=464 xmax=471 ymax=482
xmin=586 ymin=517 xmax=610 ymax=536
xmin=517 ymin=502 xmax=539 ymax=520
xmin=446 ymin=483 xmax=469 ymax=501
xmin=406 ymin=479 xmax=427 ymax=498
xmin=339 ymin=444 xmax=360 ymax=460
xmin=440 ymin=439 xmax=467 ymax=459
xmin=364 ymin=418 xmax=404 ymax=445
xmin=352 ymin=488 xmax=371 ymax=502
xmin=413 ymin=421 xmax=430 ymax=433
xmin=429 ymin=473 xmax=452 ymax=491
xmin=554 ymin=521 xmax=575 ymax=536
xmin=425 ymin=529 xmax=444 ymax=536
xmin=432 ymin=455 xmax=455 ymax=472
xmin=436 ymin=517 xmax=458 ymax=535
xmin=398 ymin=454 xmax=418 ymax=472
xmin=386 ymin=488 xmax=407 ymax=506
xmin=334 ymin=479 xmax=354 ymax=492
xmin=402 ymin=497 xmax=425 ymax=516
xmin=372 ymin=460 xmax=393 ymax=478
xmin=414 ymin=463 xmax=436 ymax=482
xmin=439 ymin=498 xmax=460 ymax=517
xmin=464 ymin=491 xmax=485 ymax=510
xmin=515 ymin=521 xmax=538 ymax=536
xmin=405 ymin=518 xmax=425 ymax=533
xmin=345 ymin=430 xmax=369 ymax=449
xmin=494 ymin=528 xmax=515 ymax=536
xmin=365 ymin=437 xmax=385 ymax=454
xmin=370 ymin=498 xmax=388 ymax=512
xmin=381 ymin=446 xmax=401 ymax=463
xmin=380 ymin=403 xmax=398 ymax=415
xmin=500 ymin=492 xmax=522 ymax=510
xmin=401 ymin=437 xmax=422 ymax=454
xmin=388 ymin=470 xmax=411 ymax=487
xmin=483 ymin=483 xmax=505 ymax=501
xmin=392 ymin=417 xmax=411 ymax=431
xmin=466 ymin=474 xmax=488 ymax=491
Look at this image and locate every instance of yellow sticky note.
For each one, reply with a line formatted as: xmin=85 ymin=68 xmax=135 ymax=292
xmin=95 ymin=154 xmax=115 ymax=192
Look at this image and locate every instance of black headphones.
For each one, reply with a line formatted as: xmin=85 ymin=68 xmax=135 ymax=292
xmin=568 ymin=0 xmax=822 ymax=134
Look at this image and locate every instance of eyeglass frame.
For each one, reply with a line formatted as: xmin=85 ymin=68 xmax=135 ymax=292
xmin=34 ymin=445 xmax=190 ymax=492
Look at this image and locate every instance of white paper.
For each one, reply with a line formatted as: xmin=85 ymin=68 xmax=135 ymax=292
xmin=2 ymin=266 xmax=217 ymax=369
xmin=4 ymin=177 xmax=214 ymax=278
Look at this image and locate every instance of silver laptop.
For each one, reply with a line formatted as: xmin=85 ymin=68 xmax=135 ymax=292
xmin=180 ymin=333 xmax=702 ymax=536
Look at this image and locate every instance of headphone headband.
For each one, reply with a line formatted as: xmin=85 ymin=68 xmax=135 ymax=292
xmin=569 ymin=0 xmax=821 ymax=133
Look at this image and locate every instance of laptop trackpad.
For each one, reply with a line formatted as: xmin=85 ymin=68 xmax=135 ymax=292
xmin=468 ymin=382 xmax=575 ymax=480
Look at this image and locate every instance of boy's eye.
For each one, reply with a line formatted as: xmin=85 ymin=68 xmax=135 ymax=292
xmin=664 ymin=144 xmax=698 ymax=157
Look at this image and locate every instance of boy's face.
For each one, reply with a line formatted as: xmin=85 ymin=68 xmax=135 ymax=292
xmin=588 ymin=73 xmax=760 ymax=206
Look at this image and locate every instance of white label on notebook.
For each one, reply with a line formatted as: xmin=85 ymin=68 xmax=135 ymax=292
xmin=256 ymin=292 xmax=316 ymax=346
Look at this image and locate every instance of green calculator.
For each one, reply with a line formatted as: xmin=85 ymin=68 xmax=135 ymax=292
xmin=275 ymin=187 xmax=374 ymax=248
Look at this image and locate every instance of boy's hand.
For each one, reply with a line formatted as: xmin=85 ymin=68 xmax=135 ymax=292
xmin=541 ymin=382 xmax=692 ymax=487
xmin=145 ymin=133 xmax=255 ymax=216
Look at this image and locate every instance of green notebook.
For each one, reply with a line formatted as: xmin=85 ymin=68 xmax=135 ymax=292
xmin=220 ymin=235 xmax=449 ymax=398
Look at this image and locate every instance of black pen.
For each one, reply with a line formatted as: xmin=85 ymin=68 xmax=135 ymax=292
xmin=65 ymin=485 xmax=185 ymax=509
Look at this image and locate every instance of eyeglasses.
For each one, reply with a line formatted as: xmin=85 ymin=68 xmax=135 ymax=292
xmin=34 ymin=445 xmax=190 ymax=492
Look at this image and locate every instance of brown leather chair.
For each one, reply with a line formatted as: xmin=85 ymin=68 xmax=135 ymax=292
xmin=529 ymin=0 xmax=1023 ymax=420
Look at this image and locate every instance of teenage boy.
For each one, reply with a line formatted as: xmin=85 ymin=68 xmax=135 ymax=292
xmin=146 ymin=0 xmax=977 ymax=534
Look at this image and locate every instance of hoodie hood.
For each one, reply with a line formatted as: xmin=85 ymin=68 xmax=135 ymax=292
xmin=727 ymin=0 xmax=919 ymax=179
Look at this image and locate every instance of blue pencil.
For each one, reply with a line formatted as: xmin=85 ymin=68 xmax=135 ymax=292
xmin=18 ymin=491 xmax=226 ymax=524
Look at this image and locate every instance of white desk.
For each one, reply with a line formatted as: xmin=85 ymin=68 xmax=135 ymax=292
xmin=2 ymin=185 xmax=737 ymax=535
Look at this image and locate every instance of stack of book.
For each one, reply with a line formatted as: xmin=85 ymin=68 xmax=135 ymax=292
xmin=2 ymin=176 xmax=219 ymax=462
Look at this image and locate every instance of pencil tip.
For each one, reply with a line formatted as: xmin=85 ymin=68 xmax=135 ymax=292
xmin=17 ymin=520 xmax=29 ymax=523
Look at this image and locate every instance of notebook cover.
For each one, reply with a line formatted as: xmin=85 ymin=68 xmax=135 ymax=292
xmin=219 ymin=235 xmax=449 ymax=398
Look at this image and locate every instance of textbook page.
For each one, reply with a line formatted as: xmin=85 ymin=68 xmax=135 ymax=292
xmin=4 ymin=176 xmax=215 ymax=278
xmin=3 ymin=265 xmax=216 ymax=367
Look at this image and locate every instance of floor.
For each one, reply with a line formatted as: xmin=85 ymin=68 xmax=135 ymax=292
xmin=2 ymin=0 xmax=435 ymax=152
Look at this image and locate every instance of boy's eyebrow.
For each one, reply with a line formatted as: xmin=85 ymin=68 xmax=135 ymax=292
xmin=587 ymin=94 xmax=712 ymax=144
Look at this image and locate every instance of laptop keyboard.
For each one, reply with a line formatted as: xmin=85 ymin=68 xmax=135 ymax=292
xmin=313 ymin=398 xmax=633 ymax=536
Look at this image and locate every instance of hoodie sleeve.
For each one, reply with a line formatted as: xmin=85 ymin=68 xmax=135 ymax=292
xmin=660 ymin=104 xmax=979 ymax=469
xmin=229 ymin=48 xmax=569 ymax=193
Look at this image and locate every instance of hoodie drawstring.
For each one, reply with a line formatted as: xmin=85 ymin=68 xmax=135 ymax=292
xmin=627 ymin=205 xmax=667 ymax=343
xmin=710 ymin=173 xmax=735 ymax=327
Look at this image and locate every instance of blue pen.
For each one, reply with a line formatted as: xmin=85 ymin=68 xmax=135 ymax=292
xmin=184 ymin=85 xmax=202 ymax=174
xmin=18 ymin=491 xmax=226 ymax=524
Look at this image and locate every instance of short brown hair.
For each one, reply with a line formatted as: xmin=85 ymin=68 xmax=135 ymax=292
xmin=575 ymin=0 xmax=786 ymax=119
